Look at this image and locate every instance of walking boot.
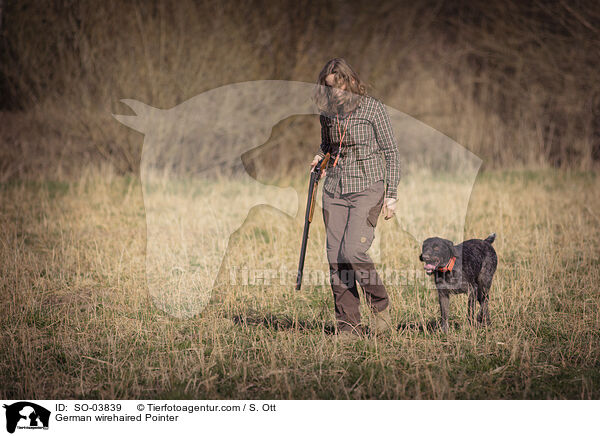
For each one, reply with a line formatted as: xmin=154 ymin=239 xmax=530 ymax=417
xmin=372 ymin=306 xmax=393 ymax=334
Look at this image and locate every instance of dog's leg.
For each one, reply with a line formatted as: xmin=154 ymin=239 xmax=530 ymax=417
xmin=477 ymin=255 xmax=495 ymax=326
xmin=476 ymin=281 xmax=491 ymax=325
xmin=467 ymin=285 xmax=477 ymax=326
xmin=477 ymin=292 xmax=491 ymax=325
xmin=437 ymin=291 xmax=450 ymax=333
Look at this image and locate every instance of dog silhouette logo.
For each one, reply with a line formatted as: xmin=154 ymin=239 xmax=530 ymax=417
xmin=3 ymin=402 xmax=50 ymax=433
xmin=113 ymin=80 xmax=481 ymax=318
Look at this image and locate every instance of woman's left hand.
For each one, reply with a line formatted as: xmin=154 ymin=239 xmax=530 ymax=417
xmin=382 ymin=198 xmax=397 ymax=220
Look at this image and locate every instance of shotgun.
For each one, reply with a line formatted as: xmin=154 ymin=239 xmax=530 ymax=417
xmin=296 ymin=152 xmax=331 ymax=290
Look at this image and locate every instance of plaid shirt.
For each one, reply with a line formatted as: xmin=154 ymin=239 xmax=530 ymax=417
xmin=316 ymin=95 xmax=401 ymax=199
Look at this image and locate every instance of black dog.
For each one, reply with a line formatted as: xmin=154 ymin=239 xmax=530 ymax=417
xmin=419 ymin=233 xmax=497 ymax=333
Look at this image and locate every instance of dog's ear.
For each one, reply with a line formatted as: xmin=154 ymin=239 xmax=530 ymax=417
xmin=444 ymin=239 xmax=458 ymax=257
xmin=419 ymin=253 xmax=423 ymax=261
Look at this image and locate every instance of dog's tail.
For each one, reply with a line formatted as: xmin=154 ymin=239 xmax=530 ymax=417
xmin=484 ymin=232 xmax=496 ymax=244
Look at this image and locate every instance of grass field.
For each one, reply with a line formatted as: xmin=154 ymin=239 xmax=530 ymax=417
xmin=1 ymin=166 xmax=599 ymax=399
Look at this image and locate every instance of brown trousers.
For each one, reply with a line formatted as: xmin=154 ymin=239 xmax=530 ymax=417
xmin=322 ymin=179 xmax=389 ymax=332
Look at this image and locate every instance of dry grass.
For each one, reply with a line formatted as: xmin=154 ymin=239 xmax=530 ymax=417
xmin=1 ymin=165 xmax=598 ymax=399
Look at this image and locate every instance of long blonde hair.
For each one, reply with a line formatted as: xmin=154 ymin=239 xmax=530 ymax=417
xmin=313 ymin=58 xmax=367 ymax=116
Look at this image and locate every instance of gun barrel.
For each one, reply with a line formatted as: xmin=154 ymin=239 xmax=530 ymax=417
xmin=296 ymin=174 xmax=316 ymax=290
xmin=296 ymin=153 xmax=330 ymax=291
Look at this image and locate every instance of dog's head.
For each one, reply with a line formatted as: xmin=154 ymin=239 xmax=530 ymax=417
xmin=419 ymin=237 xmax=457 ymax=275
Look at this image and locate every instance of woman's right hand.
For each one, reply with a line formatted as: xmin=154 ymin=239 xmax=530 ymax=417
xmin=310 ymin=154 xmax=327 ymax=178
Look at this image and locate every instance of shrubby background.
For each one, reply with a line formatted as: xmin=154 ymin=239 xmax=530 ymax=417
xmin=0 ymin=0 xmax=599 ymax=180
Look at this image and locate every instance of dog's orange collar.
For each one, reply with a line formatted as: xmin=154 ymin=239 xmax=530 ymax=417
xmin=437 ymin=256 xmax=456 ymax=273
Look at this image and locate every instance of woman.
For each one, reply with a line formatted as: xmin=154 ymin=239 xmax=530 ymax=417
xmin=310 ymin=58 xmax=401 ymax=337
